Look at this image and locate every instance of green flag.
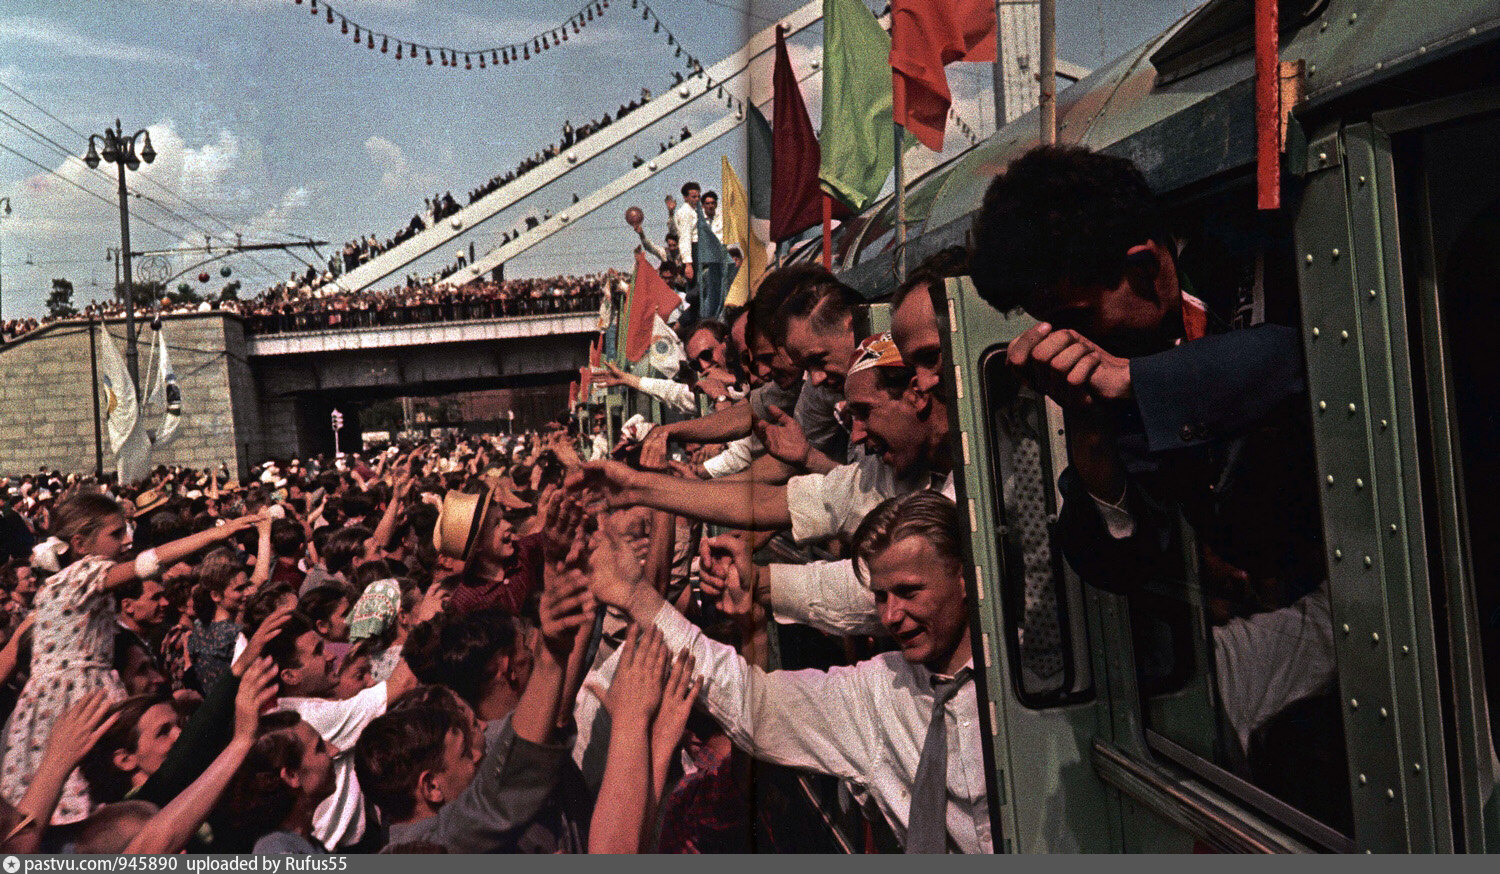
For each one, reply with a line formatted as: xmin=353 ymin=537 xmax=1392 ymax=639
xmin=819 ymin=0 xmax=895 ymax=212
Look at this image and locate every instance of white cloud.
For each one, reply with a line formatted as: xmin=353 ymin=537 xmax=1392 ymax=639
xmin=363 ymin=134 xmax=440 ymax=194
xmin=0 ymin=17 xmax=191 ymax=67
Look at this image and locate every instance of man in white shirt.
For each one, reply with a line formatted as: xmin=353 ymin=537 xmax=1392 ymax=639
xmin=584 ymin=489 xmax=991 ymax=853
xmin=671 ymin=182 xmax=700 ymax=282
xmin=268 ymin=611 xmax=419 ymax=851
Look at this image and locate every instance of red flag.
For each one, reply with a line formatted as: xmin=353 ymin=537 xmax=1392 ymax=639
xmin=625 ymin=252 xmax=681 ymax=362
xmin=589 ymin=332 xmax=602 ymax=367
xmin=771 ymin=25 xmax=849 ymax=242
xmin=577 ymin=366 xmax=592 ymax=403
xmin=889 ymin=0 xmax=996 ymax=151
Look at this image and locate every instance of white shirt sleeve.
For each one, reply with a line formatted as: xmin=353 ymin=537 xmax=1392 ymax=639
xmin=282 ymin=681 xmax=389 ymax=750
xmin=785 ymin=455 xmax=896 ymax=544
xmin=769 ymin=560 xmax=884 ymax=636
xmin=651 ymin=602 xmax=882 ymax=783
xmin=673 ymin=205 xmax=697 ymax=247
xmin=637 ymin=377 xmax=699 ymax=414
xmin=1213 ymin=583 xmax=1336 ymax=753
xmin=703 ymin=435 xmax=761 ymax=478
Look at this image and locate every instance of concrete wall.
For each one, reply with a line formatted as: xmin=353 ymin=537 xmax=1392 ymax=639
xmin=0 ymin=312 xmax=260 ymax=481
xmin=0 ymin=312 xmax=590 ymax=478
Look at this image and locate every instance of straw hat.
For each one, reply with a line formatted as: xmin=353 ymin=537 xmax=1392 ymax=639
xmin=133 ymin=488 xmax=171 ymax=517
xmin=434 ymin=487 xmax=494 ymax=562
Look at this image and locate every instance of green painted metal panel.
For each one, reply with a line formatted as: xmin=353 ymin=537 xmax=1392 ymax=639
xmin=1293 ymin=119 xmax=1443 ymax=851
xmin=942 ymin=276 xmax=1124 ymax=852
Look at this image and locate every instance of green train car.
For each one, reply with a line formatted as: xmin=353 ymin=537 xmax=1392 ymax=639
xmin=829 ymin=0 xmax=1500 ymax=853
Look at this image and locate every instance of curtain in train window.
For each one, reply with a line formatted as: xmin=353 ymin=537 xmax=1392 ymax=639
xmin=979 ymin=350 xmax=1090 ymax=704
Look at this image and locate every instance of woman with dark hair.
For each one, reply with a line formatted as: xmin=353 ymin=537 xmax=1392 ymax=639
xmin=222 ymin=711 xmax=339 ymax=854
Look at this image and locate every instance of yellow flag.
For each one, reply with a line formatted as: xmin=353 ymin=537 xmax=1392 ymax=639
xmin=721 ymin=156 xmax=768 ymax=309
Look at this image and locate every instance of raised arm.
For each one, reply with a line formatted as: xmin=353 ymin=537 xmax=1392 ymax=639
xmin=586 ymin=516 xmax=877 ymax=782
xmin=248 ymin=513 xmax=274 ymax=588
xmin=123 ymin=656 xmax=277 ymax=854
xmin=586 ymin=624 xmax=666 ymax=854
xmin=8 ymin=690 xmax=117 ymax=854
xmin=568 ymin=461 xmax=790 ymax=531
xmin=104 ymin=513 xmax=265 ymax=590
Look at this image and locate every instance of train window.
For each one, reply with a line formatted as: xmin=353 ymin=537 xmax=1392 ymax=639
xmin=1398 ymin=111 xmax=1500 ymax=758
xmin=1119 ymin=204 xmax=1353 ymax=837
xmin=978 ymin=348 xmax=1092 ymax=705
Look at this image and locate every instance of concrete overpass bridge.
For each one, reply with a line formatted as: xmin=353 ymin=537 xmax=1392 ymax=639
xmin=0 ymin=307 xmax=600 ymax=479
xmin=249 ymin=310 xmax=598 ymax=459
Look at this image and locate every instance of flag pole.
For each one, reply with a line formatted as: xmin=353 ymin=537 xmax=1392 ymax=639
xmin=88 ymin=316 xmax=104 ymax=479
xmin=1040 ymin=0 xmax=1057 ymax=144
xmin=894 ymin=124 xmax=908 ymax=282
xmin=992 ymin=0 xmax=1007 ymax=126
xmin=821 ymin=193 xmax=833 ymax=269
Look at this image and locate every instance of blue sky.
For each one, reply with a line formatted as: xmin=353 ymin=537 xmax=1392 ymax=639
xmin=0 ymin=0 xmax=1187 ymax=319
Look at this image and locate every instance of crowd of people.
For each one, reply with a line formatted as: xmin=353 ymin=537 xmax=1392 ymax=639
xmin=0 ymin=270 xmax=618 ymax=343
xmin=239 ymin=272 xmax=617 ymax=336
xmin=0 ymin=144 xmax=1346 ymax=855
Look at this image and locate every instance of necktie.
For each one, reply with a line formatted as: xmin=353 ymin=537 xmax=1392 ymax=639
xmin=906 ymin=669 xmax=971 ymax=854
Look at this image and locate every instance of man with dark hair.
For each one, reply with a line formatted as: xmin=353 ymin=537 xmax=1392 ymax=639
xmin=354 ymin=573 xmax=593 ymax=852
xmin=970 ymin=144 xmax=1332 ymax=766
xmin=116 ymin=574 xmax=170 ymax=681
xmin=267 ymin=610 xmax=418 ymax=851
xmin=269 ymin=519 xmax=306 ymax=589
xmin=322 ymin=525 xmax=375 ymax=582
xmin=673 ymin=182 xmax=702 ymax=268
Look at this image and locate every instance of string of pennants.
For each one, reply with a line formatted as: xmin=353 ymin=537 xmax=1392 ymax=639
xmin=288 ymin=0 xmax=747 ymax=115
xmin=291 ymin=0 xmax=613 ymax=67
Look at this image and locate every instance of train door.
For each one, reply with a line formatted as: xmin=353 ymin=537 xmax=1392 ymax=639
xmin=1342 ymin=88 xmax=1500 ymax=852
xmin=942 ymin=174 xmax=1366 ymax=851
xmin=942 ymin=276 xmax=1123 ymax=852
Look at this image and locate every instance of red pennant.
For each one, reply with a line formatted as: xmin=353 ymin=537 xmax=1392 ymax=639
xmin=625 ymin=252 xmax=681 ymax=362
xmin=770 ymin=26 xmax=849 ymax=241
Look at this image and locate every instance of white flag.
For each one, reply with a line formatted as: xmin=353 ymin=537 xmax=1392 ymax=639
xmin=96 ymin=327 xmax=138 ymax=454
xmin=152 ymin=329 xmax=182 ymax=447
xmin=116 ymin=417 xmax=151 ymax=485
xmin=648 ymin=313 xmax=683 ymax=379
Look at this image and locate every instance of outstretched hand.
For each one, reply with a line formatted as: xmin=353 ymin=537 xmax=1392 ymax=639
xmin=233 ymin=656 xmax=279 ymax=741
xmin=43 ymin=689 xmax=119 ymax=769
xmin=234 ymin=602 xmax=295 ymax=678
xmin=587 ymin=623 xmax=667 ymax=728
xmin=564 ymin=460 xmax=638 ymax=513
xmin=756 ymin=404 xmax=810 ymax=468
xmin=651 ymin=648 xmax=701 ymax=782
xmin=698 ymin=534 xmax=760 ymax=624
xmin=585 ymin=510 xmax=648 ymax=609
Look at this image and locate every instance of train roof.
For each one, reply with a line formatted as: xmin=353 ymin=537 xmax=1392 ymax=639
xmin=837 ymin=0 xmax=1500 ymax=298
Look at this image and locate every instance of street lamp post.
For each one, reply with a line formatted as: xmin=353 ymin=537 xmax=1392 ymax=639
xmin=0 ymin=197 xmax=11 ymax=335
xmin=83 ymin=120 xmax=155 ymax=397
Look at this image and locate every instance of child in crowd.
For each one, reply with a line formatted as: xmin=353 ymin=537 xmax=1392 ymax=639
xmin=0 ymin=494 xmax=261 ymax=823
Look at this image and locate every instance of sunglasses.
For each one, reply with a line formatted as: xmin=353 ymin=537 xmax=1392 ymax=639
xmin=685 ymin=348 xmax=717 ymax=372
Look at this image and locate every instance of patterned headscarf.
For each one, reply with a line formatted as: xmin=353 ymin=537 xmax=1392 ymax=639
xmin=348 ymin=578 xmax=401 ymax=641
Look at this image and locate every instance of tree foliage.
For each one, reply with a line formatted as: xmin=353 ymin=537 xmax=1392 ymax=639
xmin=46 ymin=277 xmax=76 ymax=319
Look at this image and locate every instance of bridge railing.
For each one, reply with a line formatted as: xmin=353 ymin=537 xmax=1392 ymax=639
xmin=243 ymin=291 xmax=604 ymax=336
